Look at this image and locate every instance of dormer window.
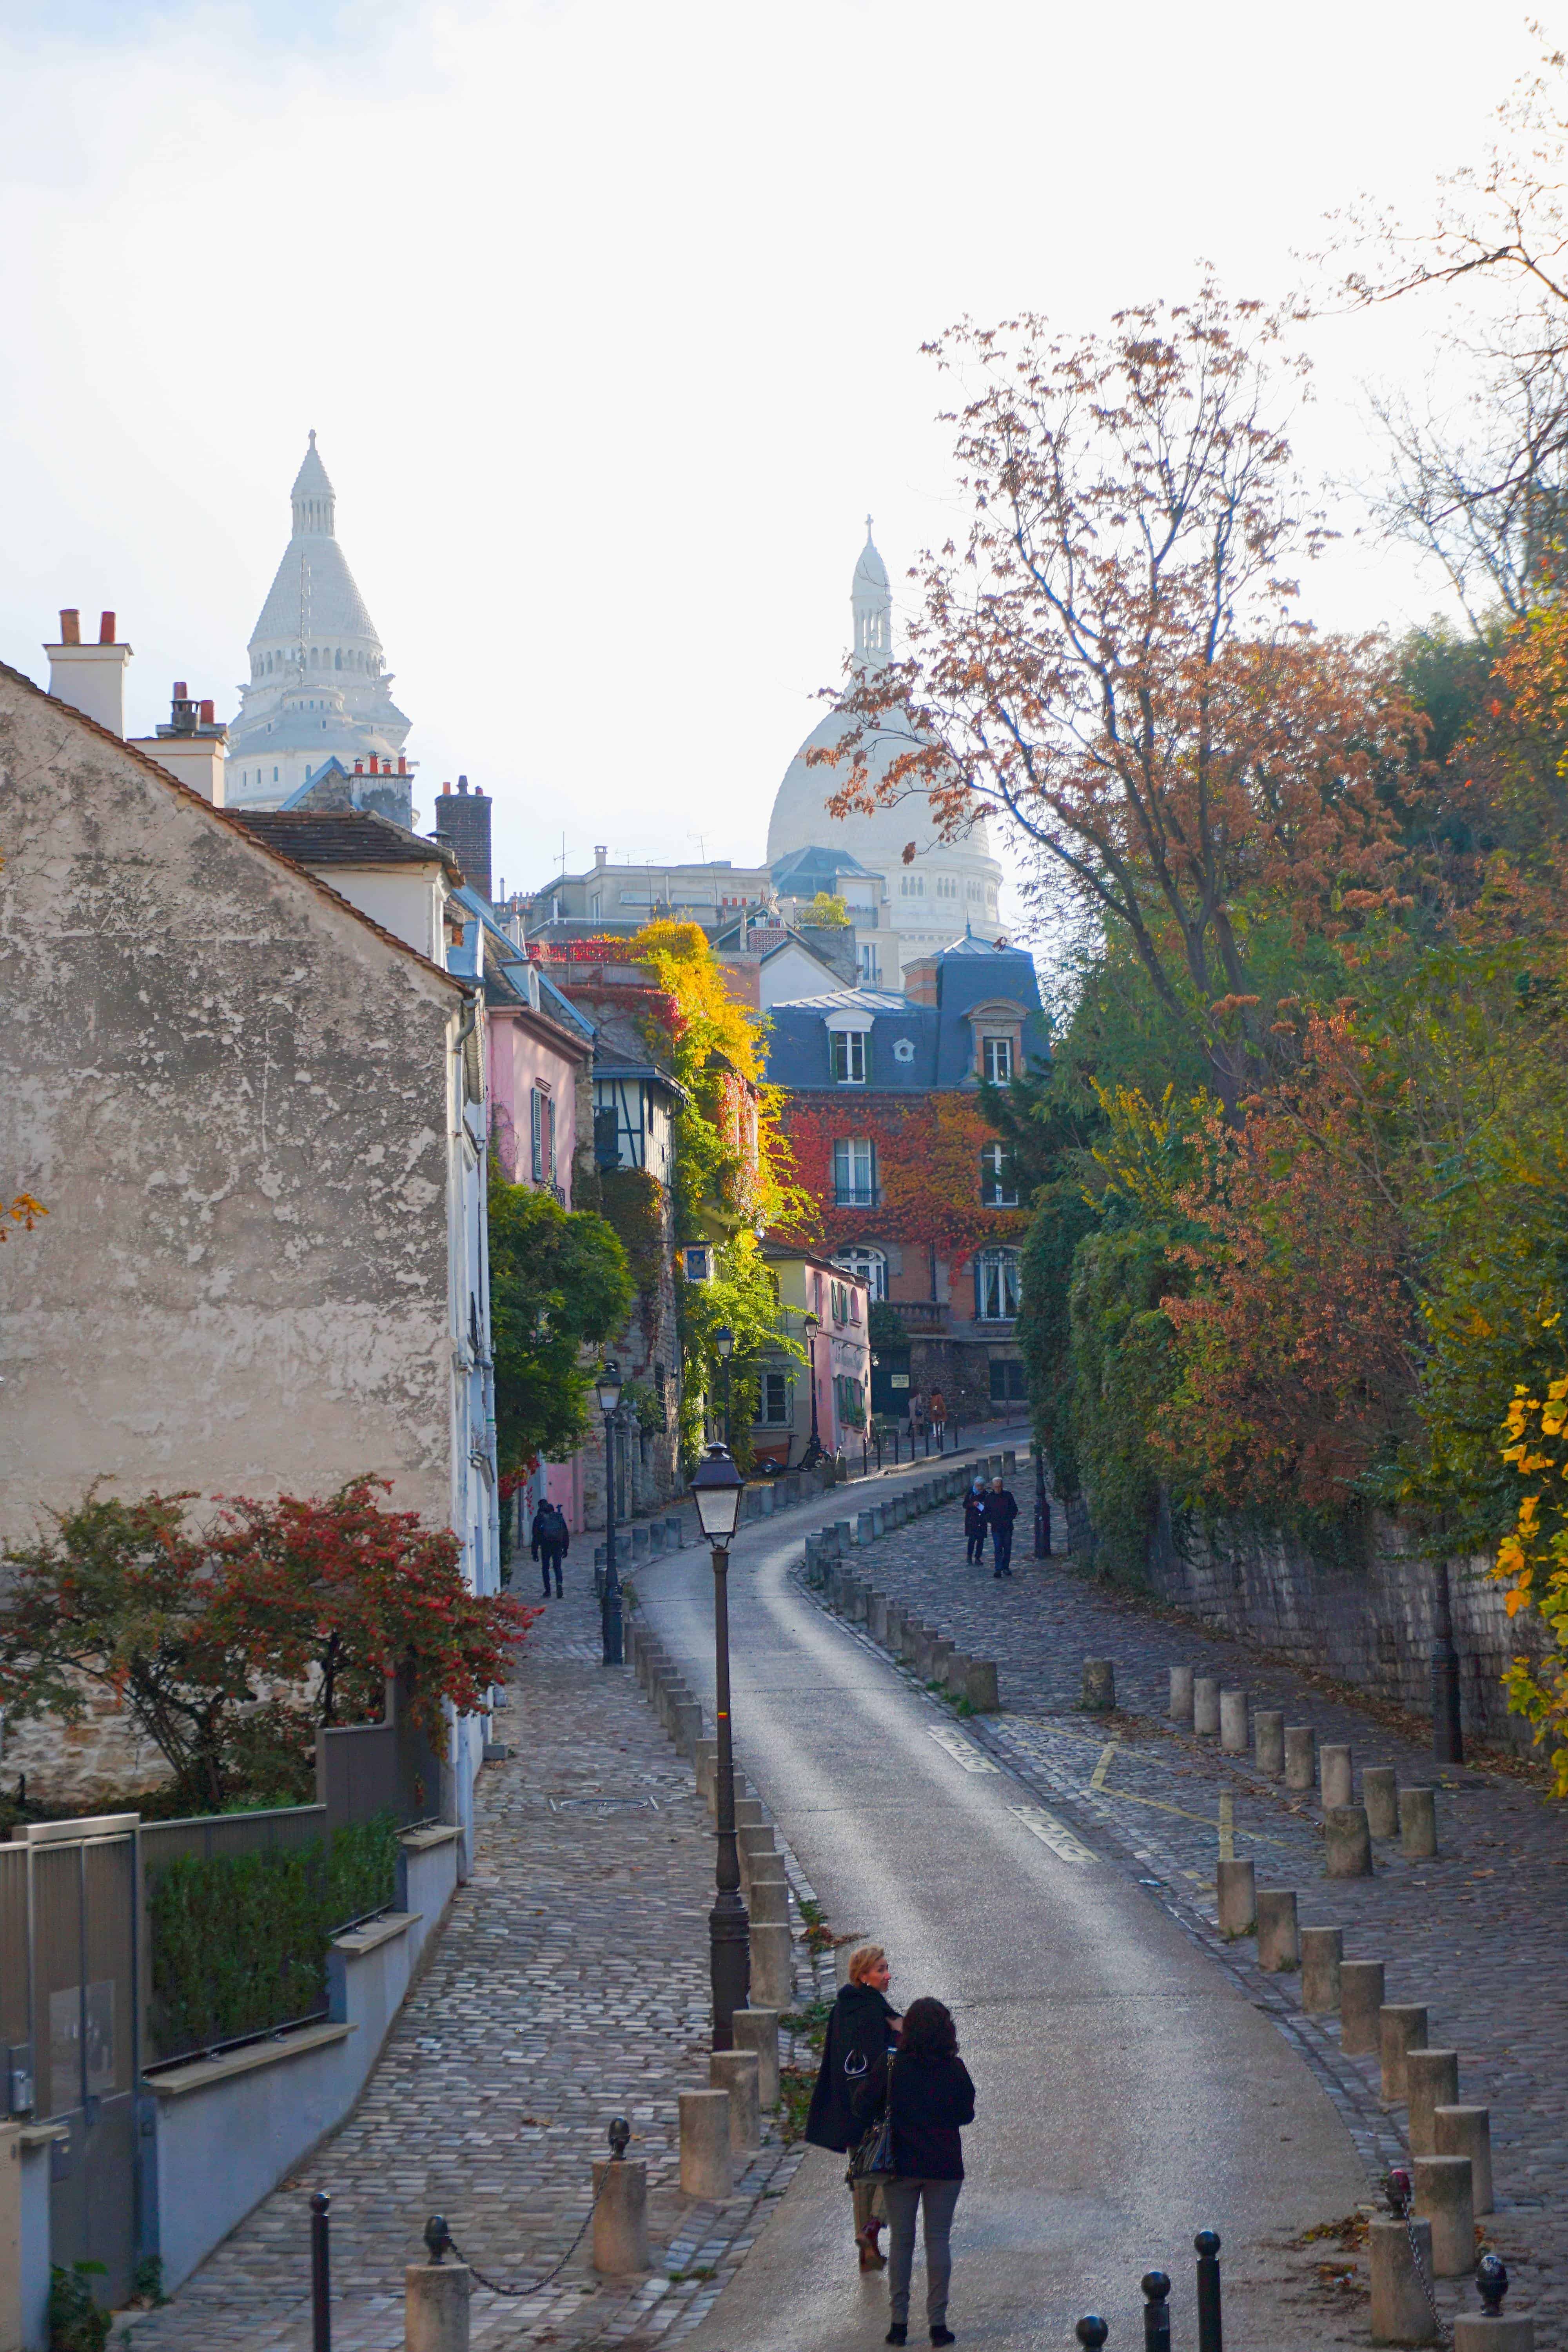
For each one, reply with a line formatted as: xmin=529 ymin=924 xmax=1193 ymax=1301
xmin=831 ymin=1029 xmax=868 ymax=1085
xmin=982 ymin=1035 xmax=1014 ymax=1084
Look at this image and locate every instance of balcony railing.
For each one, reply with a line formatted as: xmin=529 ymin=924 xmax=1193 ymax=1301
xmin=833 ymin=1186 xmax=880 ymax=1208
xmin=881 ymin=1298 xmax=950 ymax=1332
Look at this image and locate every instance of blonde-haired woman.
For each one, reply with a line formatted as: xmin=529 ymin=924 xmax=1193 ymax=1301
xmin=804 ymin=1944 xmax=902 ymax=2269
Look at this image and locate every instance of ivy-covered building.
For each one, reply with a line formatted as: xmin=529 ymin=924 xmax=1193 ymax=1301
xmin=768 ymin=935 xmax=1049 ymax=1421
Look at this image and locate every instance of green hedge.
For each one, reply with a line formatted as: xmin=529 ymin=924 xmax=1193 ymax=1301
xmin=149 ymin=1816 xmax=399 ymax=2059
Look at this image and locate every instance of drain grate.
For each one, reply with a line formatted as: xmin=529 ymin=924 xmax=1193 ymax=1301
xmin=548 ymin=1794 xmax=662 ymax=1814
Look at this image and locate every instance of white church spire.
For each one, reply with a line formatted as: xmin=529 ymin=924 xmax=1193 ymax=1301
xmin=290 ymin=429 xmax=336 ymax=538
xmin=851 ymin=516 xmax=891 ymax=669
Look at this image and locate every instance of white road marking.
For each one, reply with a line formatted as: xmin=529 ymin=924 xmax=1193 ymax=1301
xmin=926 ymin=1725 xmax=1000 ymax=1773
xmin=1009 ymin=1804 xmax=1098 ymax=1866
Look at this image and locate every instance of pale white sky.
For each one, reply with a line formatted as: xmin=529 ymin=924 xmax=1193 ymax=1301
xmin=0 ymin=0 xmax=1550 ymax=912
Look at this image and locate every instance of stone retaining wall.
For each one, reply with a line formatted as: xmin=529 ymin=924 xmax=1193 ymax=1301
xmin=1139 ymin=1499 xmax=1544 ymax=1753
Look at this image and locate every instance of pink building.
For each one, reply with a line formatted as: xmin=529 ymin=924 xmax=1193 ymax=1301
xmin=479 ymin=926 xmax=597 ymax=1537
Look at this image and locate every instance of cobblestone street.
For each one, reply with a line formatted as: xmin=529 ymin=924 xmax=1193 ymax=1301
xmin=806 ymin=1455 xmax=1568 ymax=2338
xmin=121 ymin=1572 xmax=818 ymax=2352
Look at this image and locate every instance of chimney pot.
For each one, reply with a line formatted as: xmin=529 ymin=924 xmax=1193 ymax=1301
xmin=174 ymin=681 xmax=188 ymax=701
xmin=199 ymin=699 xmax=214 ymax=725
xmin=354 ymin=760 xmax=363 ymax=774
xmin=60 ymin=609 xmax=81 ymax=645
xmin=441 ymin=780 xmax=452 ymax=795
xmin=99 ymin=611 xmax=116 ymax=645
xmin=458 ymin=774 xmax=469 ymax=794
xmin=397 ymin=755 xmax=406 ymax=775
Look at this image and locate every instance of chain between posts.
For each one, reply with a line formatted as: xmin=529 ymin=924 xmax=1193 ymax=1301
xmin=424 ymin=2119 xmax=629 ymax=2301
xmin=1388 ymin=2169 xmax=1447 ymax=2343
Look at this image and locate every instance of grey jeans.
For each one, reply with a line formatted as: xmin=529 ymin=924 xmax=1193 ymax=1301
xmin=883 ymin=2177 xmax=962 ymax=2327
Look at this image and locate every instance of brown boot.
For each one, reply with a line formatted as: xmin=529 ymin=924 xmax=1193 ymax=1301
xmin=857 ymin=2224 xmax=887 ymax=2272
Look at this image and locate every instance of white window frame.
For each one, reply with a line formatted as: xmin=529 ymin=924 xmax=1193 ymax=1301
xmin=975 ymin=1247 xmax=1022 ymax=1322
xmin=980 ymin=1142 xmax=1018 ymax=1208
xmin=832 ymin=1137 xmax=877 ymax=1207
xmin=982 ymin=1035 xmax=1014 ymax=1085
xmin=757 ymin=1367 xmax=792 ymax=1426
xmin=834 ymin=1246 xmax=887 ymax=1301
xmin=831 ymin=1028 xmax=868 ymax=1085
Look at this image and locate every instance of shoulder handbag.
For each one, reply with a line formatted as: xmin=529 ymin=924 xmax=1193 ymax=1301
xmin=846 ymin=2052 xmax=896 ymax=2185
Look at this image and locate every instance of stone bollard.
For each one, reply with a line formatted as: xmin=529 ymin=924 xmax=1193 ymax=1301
xmin=738 ymin=1826 xmax=776 ymax=1889
xmin=1340 ymin=1959 xmax=1386 ymax=2055
xmin=844 ymin=1579 xmax=869 ymax=1624
xmin=733 ymin=1797 xmax=764 ymax=1830
xmin=944 ymin=1654 xmax=973 ymax=1697
xmin=1216 ymin=1858 xmax=1256 ymax=1937
xmin=1193 ymin=1675 xmax=1221 ymax=1736
xmin=871 ymin=1504 xmax=886 ymax=1537
xmin=834 ymin=1518 xmax=853 ymax=1553
xmin=965 ymin=1661 xmax=1000 ymax=1713
xmin=710 ymin=2050 xmax=761 ymax=2152
xmin=672 ymin=1700 xmax=703 ymax=1759
xmin=1364 ymin=1764 xmax=1399 ymax=1840
xmin=1169 ymin=1665 xmax=1194 ymax=1723
xmin=868 ymin=1594 xmax=889 ymax=1644
xmin=1324 ymin=1804 xmax=1373 ymax=1878
xmin=1082 ymin=1659 xmax=1116 ymax=1712
xmin=679 ymin=2089 xmax=733 ymax=2200
xmin=1256 ymin=1889 xmax=1299 ymax=1971
xmin=592 ymin=2158 xmax=651 ymax=2275
xmin=1254 ymin=1710 xmax=1285 ymax=1778
xmin=732 ymin=2007 xmax=780 ymax=2110
xmin=856 ymin=1511 xmax=875 ymax=1548
xmin=885 ymin=1604 xmax=907 ymax=1653
xmin=746 ymin=1874 xmax=789 ymax=1928
xmin=1370 ymin=2217 xmax=1439 ymax=2344
xmin=928 ymin=1640 xmax=955 ymax=1684
xmin=1406 ymin=2049 xmax=1460 ymax=2156
xmin=406 ymin=2257 xmax=472 ymax=2352
xmin=1284 ymin=1724 xmax=1316 ymax=1790
xmin=694 ymin=1738 xmax=717 ymax=1805
xmin=666 ymin=1516 xmax=683 ymax=1551
xmin=1436 ymin=2106 xmax=1494 ymax=2217
xmin=1320 ymin=1743 xmax=1354 ymax=1809
xmin=750 ymin=1922 xmax=794 ymax=2010
xmin=1414 ymin=2154 xmax=1474 ymax=2275
xmin=1219 ymin=1690 xmax=1248 ymax=1753
xmin=898 ymin=1619 xmax=922 ymax=1665
xmin=1380 ymin=2003 xmax=1429 ymax=2102
xmin=1400 ymin=1787 xmax=1438 ymax=1859
xmin=1300 ymin=1926 xmax=1343 ymax=2013
xmin=648 ymin=1520 xmax=666 ymax=1554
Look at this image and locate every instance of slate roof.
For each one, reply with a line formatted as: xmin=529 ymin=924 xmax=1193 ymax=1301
xmin=234 ymin=810 xmax=462 ymax=879
xmin=766 ymin=942 xmax=1049 ymax=1093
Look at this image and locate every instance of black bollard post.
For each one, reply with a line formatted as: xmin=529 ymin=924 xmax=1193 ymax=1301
xmin=1141 ymin=2272 xmax=1171 ymax=2352
xmin=310 ymin=2190 xmax=331 ymax=2352
xmin=1076 ymin=2319 xmax=1109 ymax=2352
xmin=1194 ymin=2230 xmax=1221 ymax=2352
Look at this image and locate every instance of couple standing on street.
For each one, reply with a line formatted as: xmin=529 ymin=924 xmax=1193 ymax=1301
xmin=805 ymin=1945 xmax=976 ymax=2347
xmin=962 ymin=1476 xmax=1018 ymax=1576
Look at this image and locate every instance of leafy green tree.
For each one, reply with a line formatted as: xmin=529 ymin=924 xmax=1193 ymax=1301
xmin=488 ymin=1170 xmax=634 ymax=1471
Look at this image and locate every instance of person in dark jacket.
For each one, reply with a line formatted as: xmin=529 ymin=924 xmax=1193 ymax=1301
xmin=804 ymin=1944 xmax=902 ymax=2270
xmin=854 ymin=1996 xmax=975 ymax=2347
xmin=984 ymin=1476 xmax=1018 ymax=1578
xmin=961 ymin=1480 xmax=987 ymax=1567
xmin=529 ymin=1499 xmax=570 ymax=1598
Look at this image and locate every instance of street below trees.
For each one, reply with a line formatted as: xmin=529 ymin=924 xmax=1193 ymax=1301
xmin=639 ymin=1453 xmax=1368 ymax=2352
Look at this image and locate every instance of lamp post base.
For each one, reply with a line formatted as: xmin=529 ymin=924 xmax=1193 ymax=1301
xmin=709 ymin=1893 xmax=751 ymax=2051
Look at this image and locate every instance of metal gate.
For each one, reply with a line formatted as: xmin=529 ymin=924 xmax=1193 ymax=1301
xmin=9 ymin=1816 xmax=141 ymax=2305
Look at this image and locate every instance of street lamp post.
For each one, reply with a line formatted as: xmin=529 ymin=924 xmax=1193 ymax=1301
xmin=800 ymin=1309 xmax=822 ymax=1470
xmin=596 ymin=1361 xmax=624 ymax=1668
xmin=715 ymin=1323 xmax=734 ymax=1452
xmin=1431 ymin=1557 xmax=1465 ymax=1764
xmin=691 ymin=1443 xmax=748 ymax=2049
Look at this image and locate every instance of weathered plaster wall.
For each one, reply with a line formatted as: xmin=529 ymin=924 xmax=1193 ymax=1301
xmin=0 ymin=668 xmax=465 ymax=1544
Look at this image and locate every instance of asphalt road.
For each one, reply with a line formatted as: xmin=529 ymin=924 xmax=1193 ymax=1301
xmin=637 ymin=1457 xmax=1367 ymax=2352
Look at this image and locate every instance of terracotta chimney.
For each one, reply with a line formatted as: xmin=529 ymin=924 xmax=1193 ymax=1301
xmin=46 ymin=605 xmax=131 ymax=735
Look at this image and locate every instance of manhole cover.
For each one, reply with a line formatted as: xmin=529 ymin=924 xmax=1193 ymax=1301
xmin=548 ymin=1795 xmax=662 ymax=1814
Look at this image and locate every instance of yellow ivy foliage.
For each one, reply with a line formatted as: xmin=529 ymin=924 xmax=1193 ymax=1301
xmin=1493 ymin=1362 xmax=1568 ymax=1794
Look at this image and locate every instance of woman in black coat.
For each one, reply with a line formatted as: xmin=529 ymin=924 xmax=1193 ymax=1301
xmin=961 ymin=1480 xmax=987 ymax=1567
xmin=804 ymin=1944 xmax=901 ymax=2270
xmin=854 ymin=1996 xmax=975 ymax=2347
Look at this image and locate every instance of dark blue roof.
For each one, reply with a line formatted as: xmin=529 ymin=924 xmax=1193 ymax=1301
xmin=766 ymin=942 xmax=1048 ymax=1093
xmin=769 ymin=843 xmax=875 ymax=892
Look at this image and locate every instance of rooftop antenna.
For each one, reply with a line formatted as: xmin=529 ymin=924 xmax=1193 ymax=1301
xmin=557 ymin=831 xmax=567 ymax=878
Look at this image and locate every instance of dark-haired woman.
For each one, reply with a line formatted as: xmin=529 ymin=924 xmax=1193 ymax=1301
xmin=855 ymin=1995 xmax=975 ymax=2347
xmin=804 ymin=1944 xmax=902 ymax=2270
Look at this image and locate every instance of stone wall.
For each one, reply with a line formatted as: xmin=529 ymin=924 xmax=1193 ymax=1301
xmin=1138 ymin=1498 xmax=1544 ymax=1755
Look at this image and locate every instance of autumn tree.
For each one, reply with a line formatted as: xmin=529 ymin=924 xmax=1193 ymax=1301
xmin=816 ymin=287 xmax=1409 ymax=1111
xmin=487 ymin=1171 xmax=633 ymax=1472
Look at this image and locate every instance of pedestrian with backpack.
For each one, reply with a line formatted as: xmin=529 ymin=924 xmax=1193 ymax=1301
xmin=529 ymin=1498 xmax=570 ymax=1598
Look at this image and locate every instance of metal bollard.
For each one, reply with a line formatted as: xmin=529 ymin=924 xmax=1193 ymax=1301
xmin=407 ymin=2218 xmax=470 ymax=2352
xmin=311 ymin=2190 xmax=331 ymax=2352
xmin=1141 ymin=2270 xmax=1171 ymax=2352
xmin=1194 ymin=2229 xmax=1222 ymax=2352
xmin=1076 ymin=2320 xmax=1109 ymax=2352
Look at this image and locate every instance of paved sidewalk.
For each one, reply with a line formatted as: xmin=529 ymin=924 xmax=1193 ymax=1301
xmin=803 ymin=1461 xmax=1568 ymax=2340
xmin=122 ymin=1581 xmax=811 ymax=2352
